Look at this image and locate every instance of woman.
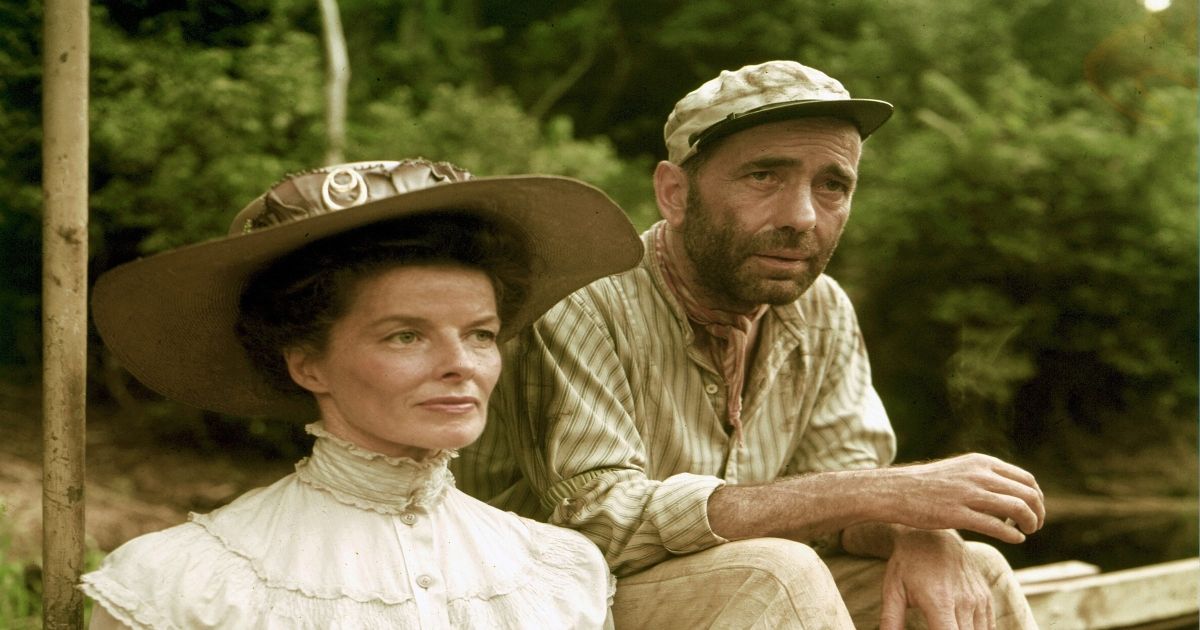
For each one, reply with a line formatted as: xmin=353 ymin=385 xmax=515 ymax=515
xmin=80 ymin=159 xmax=642 ymax=629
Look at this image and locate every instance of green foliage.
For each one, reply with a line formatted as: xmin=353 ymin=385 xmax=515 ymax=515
xmin=839 ymin=57 xmax=1197 ymax=458
xmin=0 ymin=503 xmax=39 ymax=629
xmin=89 ymin=2 xmax=327 ymax=256
xmin=2 ymin=0 xmax=1195 ymax=469
xmin=0 ymin=0 xmax=46 ymax=368
xmin=349 ymin=83 xmax=656 ymax=228
xmin=0 ymin=503 xmax=107 ymax=629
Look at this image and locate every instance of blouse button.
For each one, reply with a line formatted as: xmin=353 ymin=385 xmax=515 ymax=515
xmin=416 ymin=574 xmax=434 ymax=589
xmin=400 ymin=512 xmax=417 ymax=525
xmin=704 ymin=383 xmax=720 ymax=395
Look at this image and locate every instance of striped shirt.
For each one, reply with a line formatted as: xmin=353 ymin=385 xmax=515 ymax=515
xmin=453 ymin=222 xmax=897 ymax=577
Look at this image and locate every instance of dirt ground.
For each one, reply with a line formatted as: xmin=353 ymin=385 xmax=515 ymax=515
xmin=0 ymin=381 xmax=296 ymax=559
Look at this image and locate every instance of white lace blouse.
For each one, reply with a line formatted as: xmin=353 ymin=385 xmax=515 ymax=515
xmin=80 ymin=423 xmax=615 ymax=629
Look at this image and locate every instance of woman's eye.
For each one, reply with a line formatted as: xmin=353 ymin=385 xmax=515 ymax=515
xmin=471 ymin=329 xmax=498 ymax=344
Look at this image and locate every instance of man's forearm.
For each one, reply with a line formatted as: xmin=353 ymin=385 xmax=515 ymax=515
xmin=707 ymin=453 xmax=1045 ymax=546
xmin=706 ymin=468 xmax=885 ymax=541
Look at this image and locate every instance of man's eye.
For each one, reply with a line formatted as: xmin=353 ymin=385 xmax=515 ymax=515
xmin=390 ymin=331 xmax=419 ymax=343
xmin=748 ymin=171 xmax=772 ymax=182
xmin=823 ymin=179 xmax=849 ymax=192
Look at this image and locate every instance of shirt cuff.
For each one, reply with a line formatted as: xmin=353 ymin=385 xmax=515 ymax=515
xmin=649 ymin=472 xmax=728 ymax=554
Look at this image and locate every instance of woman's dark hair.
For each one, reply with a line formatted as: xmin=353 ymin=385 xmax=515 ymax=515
xmin=235 ymin=212 xmax=531 ymax=395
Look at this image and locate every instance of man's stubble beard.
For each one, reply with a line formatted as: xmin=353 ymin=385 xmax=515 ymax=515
xmin=680 ymin=184 xmax=839 ymax=309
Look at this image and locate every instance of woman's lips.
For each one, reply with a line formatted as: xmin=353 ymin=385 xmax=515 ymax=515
xmin=419 ymin=396 xmax=479 ymax=414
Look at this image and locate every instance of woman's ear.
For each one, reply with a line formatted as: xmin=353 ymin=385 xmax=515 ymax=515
xmin=284 ymin=346 xmax=329 ymax=395
xmin=653 ymin=160 xmax=689 ymax=229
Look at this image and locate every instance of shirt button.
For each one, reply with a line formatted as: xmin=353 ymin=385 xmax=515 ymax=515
xmin=416 ymin=575 xmax=434 ymax=589
xmin=400 ymin=512 xmax=417 ymax=525
xmin=704 ymin=383 xmax=720 ymax=395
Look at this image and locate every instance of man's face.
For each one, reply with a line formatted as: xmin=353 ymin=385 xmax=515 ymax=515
xmin=680 ymin=117 xmax=863 ymax=311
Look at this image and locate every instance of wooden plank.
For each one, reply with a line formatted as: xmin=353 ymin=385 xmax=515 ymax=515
xmin=1024 ymin=557 xmax=1200 ymax=629
xmin=1015 ymin=560 xmax=1101 ymax=585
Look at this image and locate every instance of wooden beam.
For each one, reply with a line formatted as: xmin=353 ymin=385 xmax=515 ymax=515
xmin=1024 ymin=558 xmax=1200 ymax=629
xmin=1015 ymin=560 xmax=1100 ymax=585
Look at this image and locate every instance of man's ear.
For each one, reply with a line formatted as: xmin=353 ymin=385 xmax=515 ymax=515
xmin=284 ymin=346 xmax=329 ymax=395
xmin=653 ymin=160 xmax=689 ymax=229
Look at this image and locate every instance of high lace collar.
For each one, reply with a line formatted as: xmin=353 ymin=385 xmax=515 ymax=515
xmin=295 ymin=422 xmax=456 ymax=514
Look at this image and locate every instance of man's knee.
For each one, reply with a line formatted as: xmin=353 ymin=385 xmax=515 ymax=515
xmin=962 ymin=540 xmax=1039 ymax=628
xmin=963 ymin=540 xmax=1016 ymax=582
xmin=613 ymin=538 xmax=854 ymax=629
xmin=711 ymin=538 xmax=846 ymax=618
xmin=723 ymin=538 xmax=833 ymax=587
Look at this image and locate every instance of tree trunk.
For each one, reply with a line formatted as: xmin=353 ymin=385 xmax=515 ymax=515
xmin=319 ymin=0 xmax=350 ymax=165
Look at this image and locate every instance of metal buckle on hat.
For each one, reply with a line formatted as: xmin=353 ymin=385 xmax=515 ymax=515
xmin=321 ymin=167 xmax=369 ymax=210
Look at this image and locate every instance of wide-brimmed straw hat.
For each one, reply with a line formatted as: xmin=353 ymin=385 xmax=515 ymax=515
xmin=92 ymin=159 xmax=643 ymax=418
xmin=664 ymin=60 xmax=894 ymax=164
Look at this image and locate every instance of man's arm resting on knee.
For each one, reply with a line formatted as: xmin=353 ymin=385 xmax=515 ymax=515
xmin=844 ymin=523 xmax=1014 ymax=630
xmin=706 ymin=453 xmax=1045 ymax=545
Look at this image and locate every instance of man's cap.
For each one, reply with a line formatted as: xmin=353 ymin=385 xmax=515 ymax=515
xmin=663 ymin=60 xmax=894 ymax=164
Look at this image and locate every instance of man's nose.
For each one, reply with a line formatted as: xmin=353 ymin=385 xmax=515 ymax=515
xmin=772 ymin=184 xmax=817 ymax=232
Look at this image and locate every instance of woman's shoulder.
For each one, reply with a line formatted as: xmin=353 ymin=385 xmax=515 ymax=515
xmin=78 ymin=474 xmax=308 ymax=629
xmin=80 ymin=521 xmax=246 ymax=629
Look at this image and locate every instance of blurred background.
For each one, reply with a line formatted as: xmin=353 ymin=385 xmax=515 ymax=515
xmin=0 ymin=0 xmax=1196 ymax=625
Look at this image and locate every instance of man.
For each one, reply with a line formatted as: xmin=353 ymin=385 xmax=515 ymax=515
xmin=454 ymin=60 xmax=1044 ymax=628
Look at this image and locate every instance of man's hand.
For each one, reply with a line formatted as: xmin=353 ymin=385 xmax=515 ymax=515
xmin=878 ymin=453 xmax=1045 ymax=544
xmin=878 ymin=530 xmax=994 ymax=630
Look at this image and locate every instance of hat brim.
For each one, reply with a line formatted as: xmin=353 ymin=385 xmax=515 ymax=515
xmin=689 ymin=98 xmax=895 ymax=155
xmin=92 ymin=175 xmax=642 ymax=419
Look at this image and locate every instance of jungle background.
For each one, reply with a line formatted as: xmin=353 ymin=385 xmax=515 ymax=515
xmin=1 ymin=0 xmax=1197 ymax=625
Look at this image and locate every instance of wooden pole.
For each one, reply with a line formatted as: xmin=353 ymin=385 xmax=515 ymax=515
xmin=42 ymin=0 xmax=89 ymax=628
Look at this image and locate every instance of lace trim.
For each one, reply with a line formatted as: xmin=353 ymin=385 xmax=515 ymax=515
xmin=187 ymin=514 xmax=418 ymax=605
xmin=80 ymin=574 xmax=177 ymax=630
xmin=190 ymin=511 xmax=607 ymax=606
xmin=304 ymin=422 xmax=459 ymax=467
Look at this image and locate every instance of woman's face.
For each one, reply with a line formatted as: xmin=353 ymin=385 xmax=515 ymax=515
xmin=286 ymin=264 xmax=502 ymax=459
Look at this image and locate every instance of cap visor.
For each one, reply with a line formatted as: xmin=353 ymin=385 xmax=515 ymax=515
xmin=691 ymin=98 xmax=894 ymax=150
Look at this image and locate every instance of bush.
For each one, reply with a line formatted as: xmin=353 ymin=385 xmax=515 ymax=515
xmin=836 ymin=65 xmax=1197 ymax=461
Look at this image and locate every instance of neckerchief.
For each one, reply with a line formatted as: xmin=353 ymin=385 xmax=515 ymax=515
xmin=654 ymin=224 xmax=766 ymax=445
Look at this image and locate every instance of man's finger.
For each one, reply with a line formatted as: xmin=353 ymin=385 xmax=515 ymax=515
xmin=959 ymin=512 xmax=1026 ymax=544
xmin=879 ymin=586 xmax=907 ymax=630
xmin=977 ymin=473 xmax=1046 ymax=531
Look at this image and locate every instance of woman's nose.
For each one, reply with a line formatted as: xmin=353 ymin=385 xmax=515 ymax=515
xmin=436 ymin=339 xmax=477 ymax=380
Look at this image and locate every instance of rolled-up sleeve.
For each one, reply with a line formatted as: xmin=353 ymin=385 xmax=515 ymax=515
xmin=497 ymin=291 xmax=727 ymax=576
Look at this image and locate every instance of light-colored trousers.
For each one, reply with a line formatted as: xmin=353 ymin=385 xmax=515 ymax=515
xmin=611 ymin=538 xmax=1038 ymax=629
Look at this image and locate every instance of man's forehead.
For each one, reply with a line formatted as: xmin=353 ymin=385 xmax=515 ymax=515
xmin=701 ymin=118 xmax=863 ymax=169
